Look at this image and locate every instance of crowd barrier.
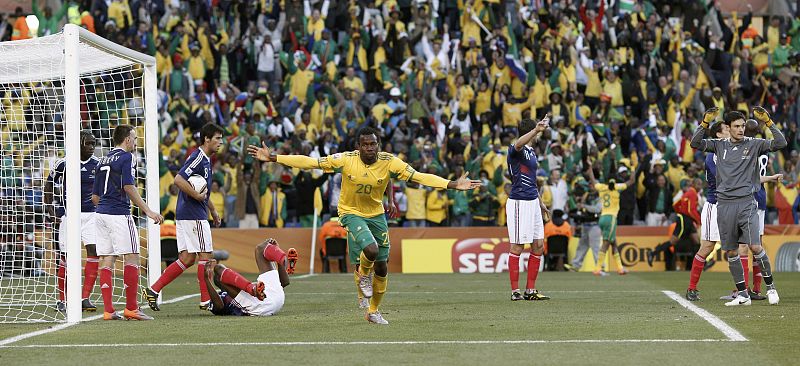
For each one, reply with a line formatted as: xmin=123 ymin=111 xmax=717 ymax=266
xmin=210 ymin=226 xmax=800 ymax=274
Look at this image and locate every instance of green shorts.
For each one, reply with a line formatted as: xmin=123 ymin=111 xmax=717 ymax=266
xmin=598 ymin=214 xmax=617 ymax=242
xmin=340 ymin=214 xmax=390 ymax=264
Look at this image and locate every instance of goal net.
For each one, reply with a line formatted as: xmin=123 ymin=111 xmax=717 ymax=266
xmin=0 ymin=25 xmax=160 ymax=323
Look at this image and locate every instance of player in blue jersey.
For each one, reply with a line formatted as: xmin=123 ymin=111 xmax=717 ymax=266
xmin=92 ymin=125 xmax=164 ymax=320
xmin=685 ymin=121 xmax=728 ymax=301
xmin=45 ymin=131 xmax=100 ymax=313
xmin=202 ymin=238 xmax=291 ymax=317
xmin=506 ymin=115 xmax=551 ymax=301
xmin=143 ymin=123 xmax=224 ymax=311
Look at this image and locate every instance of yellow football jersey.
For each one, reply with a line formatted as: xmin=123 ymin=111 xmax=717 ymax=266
xmin=277 ymin=151 xmax=450 ymax=217
xmin=595 ymin=183 xmax=628 ymax=216
xmin=319 ymin=152 xmax=414 ymax=217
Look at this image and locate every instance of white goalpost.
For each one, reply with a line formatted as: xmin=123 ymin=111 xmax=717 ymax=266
xmin=0 ymin=24 xmax=160 ymax=323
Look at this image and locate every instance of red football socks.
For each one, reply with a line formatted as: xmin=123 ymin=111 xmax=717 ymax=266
xmin=263 ymin=243 xmax=286 ymax=263
xmin=57 ymin=256 xmax=66 ymax=302
xmin=508 ymin=253 xmax=520 ymax=291
xmin=197 ymin=260 xmax=210 ymax=303
xmin=100 ymin=267 xmax=114 ymax=312
xmin=752 ymin=263 xmax=763 ymax=293
xmin=688 ymin=255 xmax=705 ymax=290
xmin=124 ymin=264 xmax=139 ymax=311
xmin=82 ymin=256 xmax=99 ymax=299
xmin=526 ymin=254 xmax=542 ymax=290
xmin=151 ymin=259 xmax=189 ymax=293
xmin=741 ymin=257 xmax=750 ymax=289
xmin=220 ymin=268 xmax=255 ymax=293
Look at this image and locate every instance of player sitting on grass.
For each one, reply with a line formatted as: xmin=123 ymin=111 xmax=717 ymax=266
xmin=202 ymin=238 xmax=293 ymax=316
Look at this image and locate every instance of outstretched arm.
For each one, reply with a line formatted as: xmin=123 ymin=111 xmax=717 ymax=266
xmin=247 ymin=142 xmax=321 ymax=169
xmin=514 ymin=114 xmax=550 ymax=151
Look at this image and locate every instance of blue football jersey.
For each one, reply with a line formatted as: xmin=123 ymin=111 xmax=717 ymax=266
xmin=48 ymin=157 xmax=99 ymax=216
xmin=705 ymin=153 xmax=717 ymax=204
xmin=507 ymin=144 xmax=540 ymax=201
xmin=93 ymin=148 xmax=136 ymax=215
xmin=176 ymin=148 xmax=211 ymax=220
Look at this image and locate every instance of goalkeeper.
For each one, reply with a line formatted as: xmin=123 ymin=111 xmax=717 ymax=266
xmin=689 ymin=106 xmax=785 ymax=306
xmin=248 ymin=127 xmax=481 ymax=324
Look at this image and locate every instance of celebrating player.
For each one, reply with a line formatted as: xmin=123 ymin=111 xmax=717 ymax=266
xmin=143 ymin=123 xmax=225 ymax=311
xmin=586 ymin=156 xmax=635 ymax=276
xmin=44 ymin=131 xmax=100 ymax=312
xmin=248 ymin=127 xmax=481 ymax=324
xmin=92 ymin=125 xmax=164 ymax=320
xmin=202 ymin=239 xmax=291 ymax=317
xmin=506 ymin=115 xmax=552 ymax=301
xmin=690 ymin=107 xmax=785 ymax=306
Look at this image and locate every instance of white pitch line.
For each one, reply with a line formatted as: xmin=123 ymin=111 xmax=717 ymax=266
xmin=0 ymin=293 xmax=199 ymax=347
xmin=0 ymin=339 xmax=731 ymax=349
xmin=662 ymin=290 xmax=748 ymax=342
xmin=0 ymin=274 xmax=319 ymax=346
xmin=290 ymin=290 xmax=657 ymax=295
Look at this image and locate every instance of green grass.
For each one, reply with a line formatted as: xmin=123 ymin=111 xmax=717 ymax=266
xmin=1 ymin=271 xmax=799 ymax=365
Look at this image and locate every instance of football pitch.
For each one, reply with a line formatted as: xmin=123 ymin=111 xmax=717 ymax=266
xmin=1 ymin=272 xmax=798 ymax=365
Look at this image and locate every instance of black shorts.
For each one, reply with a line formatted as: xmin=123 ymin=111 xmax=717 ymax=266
xmin=672 ymin=214 xmax=697 ymax=240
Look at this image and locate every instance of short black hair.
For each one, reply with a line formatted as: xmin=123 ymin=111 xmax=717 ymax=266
xmin=723 ymin=111 xmax=746 ymax=125
xmin=708 ymin=121 xmax=724 ymax=138
xmin=518 ymin=118 xmax=536 ymax=136
xmin=200 ymin=123 xmax=225 ymax=143
xmin=357 ymin=127 xmax=381 ymax=142
xmin=744 ymin=119 xmax=760 ymax=137
xmin=80 ymin=130 xmax=95 ymax=145
xmin=112 ymin=125 xmax=135 ymax=146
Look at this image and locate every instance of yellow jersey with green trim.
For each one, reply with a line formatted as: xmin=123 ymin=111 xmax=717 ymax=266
xmin=595 ymin=183 xmax=628 ymax=216
xmin=277 ymin=152 xmax=449 ymax=217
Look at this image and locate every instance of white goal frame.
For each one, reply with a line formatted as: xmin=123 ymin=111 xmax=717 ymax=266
xmin=61 ymin=24 xmax=160 ymax=323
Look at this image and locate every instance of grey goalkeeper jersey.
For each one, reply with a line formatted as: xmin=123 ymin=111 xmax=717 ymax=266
xmin=690 ymin=125 xmax=787 ymax=201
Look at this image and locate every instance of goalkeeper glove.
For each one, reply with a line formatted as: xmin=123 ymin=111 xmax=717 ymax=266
xmin=701 ymin=107 xmax=719 ymax=129
xmin=753 ymin=106 xmax=774 ymax=127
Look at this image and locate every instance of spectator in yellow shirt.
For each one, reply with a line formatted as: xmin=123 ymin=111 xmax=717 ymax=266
xmin=405 ymin=181 xmax=427 ymax=227
xmin=426 ymin=189 xmax=448 ymax=226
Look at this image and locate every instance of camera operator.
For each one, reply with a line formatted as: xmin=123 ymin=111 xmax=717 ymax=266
xmin=565 ymin=184 xmax=602 ymax=272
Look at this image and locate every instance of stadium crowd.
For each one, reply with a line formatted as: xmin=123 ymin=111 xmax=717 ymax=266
xmin=4 ymin=0 xmax=800 ymax=233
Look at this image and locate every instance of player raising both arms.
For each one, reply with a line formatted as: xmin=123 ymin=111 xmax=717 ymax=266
xmin=719 ymin=119 xmax=783 ymax=301
xmin=143 ymin=123 xmax=225 ymax=311
xmin=248 ymin=127 xmax=481 ymax=324
xmin=202 ymin=239 xmax=291 ymax=316
xmin=92 ymin=125 xmax=164 ymax=320
xmin=585 ymin=153 xmax=635 ymax=276
xmin=690 ymin=107 xmax=785 ymax=306
xmin=45 ymin=131 xmax=100 ymax=312
xmin=506 ymin=115 xmax=553 ymax=301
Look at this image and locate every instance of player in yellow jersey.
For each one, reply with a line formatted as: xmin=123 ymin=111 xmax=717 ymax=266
xmin=248 ymin=127 xmax=481 ymax=324
xmin=587 ymin=161 xmax=635 ymax=275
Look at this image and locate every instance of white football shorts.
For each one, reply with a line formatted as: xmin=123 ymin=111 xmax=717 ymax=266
xmin=233 ymin=270 xmax=285 ymax=316
xmin=177 ymin=219 xmax=213 ymax=253
xmin=506 ymin=198 xmax=545 ymax=244
xmin=57 ymin=212 xmax=97 ymax=251
xmin=95 ymin=213 xmax=139 ymax=255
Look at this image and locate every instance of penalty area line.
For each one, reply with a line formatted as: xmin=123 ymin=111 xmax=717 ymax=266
xmin=662 ymin=290 xmax=748 ymax=342
xmin=0 ymin=339 xmax=734 ymax=348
